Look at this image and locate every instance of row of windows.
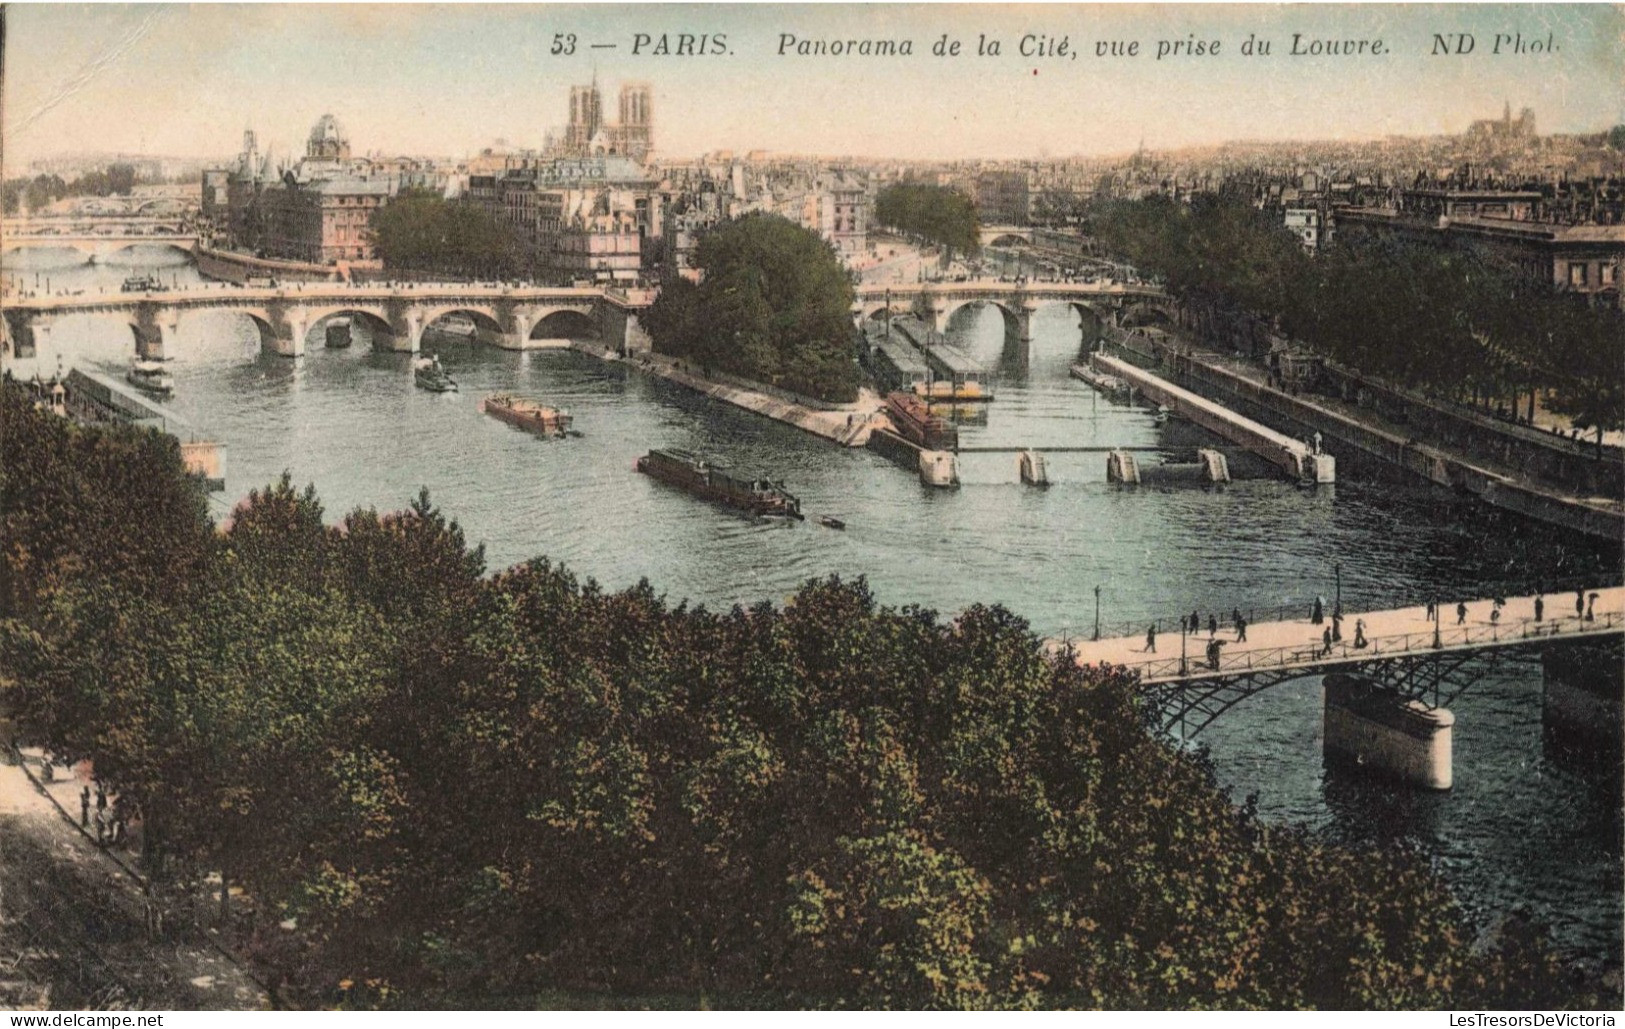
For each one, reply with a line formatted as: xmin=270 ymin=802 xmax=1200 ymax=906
xmin=1565 ymin=261 xmax=1619 ymax=288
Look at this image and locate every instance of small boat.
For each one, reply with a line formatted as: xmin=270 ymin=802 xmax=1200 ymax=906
xmin=413 ymin=355 xmax=458 ymax=393
xmin=817 ymin=515 xmax=846 ymax=530
xmin=636 ymin=448 xmax=802 ymax=519
xmin=918 ymin=449 xmax=960 ymax=488
xmin=435 ymin=314 xmax=478 ymax=339
xmin=125 ymin=359 xmax=175 ymax=396
xmin=1070 ymin=362 xmax=1133 ymax=401
xmin=1152 ymin=405 xmax=1172 ymax=426
xmin=480 ymin=392 xmax=573 ymax=437
xmin=325 ymin=319 xmax=352 ymax=349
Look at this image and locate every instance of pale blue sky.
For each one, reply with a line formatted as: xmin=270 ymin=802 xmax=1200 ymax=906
xmin=5 ymin=4 xmax=1622 ymax=166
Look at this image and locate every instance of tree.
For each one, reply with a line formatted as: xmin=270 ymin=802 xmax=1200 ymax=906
xmin=875 ymin=183 xmax=980 ymax=258
xmin=369 ymin=189 xmax=523 ymax=280
xmin=644 ymin=213 xmax=858 ymax=402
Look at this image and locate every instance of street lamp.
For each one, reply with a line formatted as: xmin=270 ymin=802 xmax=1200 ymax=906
xmin=1334 ymin=561 xmax=1342 ymax=619
xmin=1180 ymin=619 xmax=1188 ymax=676
xmin=1093 ymin=585 xmax=1101 ymax=641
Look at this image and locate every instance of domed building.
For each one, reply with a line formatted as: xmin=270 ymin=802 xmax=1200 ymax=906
xmin=307 ymin=113 xmax=351 ymax=163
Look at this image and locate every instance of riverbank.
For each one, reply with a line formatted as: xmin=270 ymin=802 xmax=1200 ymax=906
xmin=1106 ymin=326 xmax=1625 ymax=543
xmin=571 ymin=340 xmax=881 ymax=447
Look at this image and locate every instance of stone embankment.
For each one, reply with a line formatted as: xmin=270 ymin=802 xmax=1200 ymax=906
xmin=571 ymin=341 xmax=881 ymax=447
xmin=1105 ymin=327 xmax=1624 ymax=542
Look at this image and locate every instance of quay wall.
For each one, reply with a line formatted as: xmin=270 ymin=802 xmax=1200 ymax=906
xmin=1108 ymin=329 xmax=1624 ymax=542
xmin=572 ymin=341 xmax=876 ymax=448
xmin=195 ymin=246 xmax=339 ymax=284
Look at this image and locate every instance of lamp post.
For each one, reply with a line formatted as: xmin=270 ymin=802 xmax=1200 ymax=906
xmin=1093 ymin=585 xmax=1101 ymax=641
xmin=1334 ymin=561 xmax=1342 ymax=619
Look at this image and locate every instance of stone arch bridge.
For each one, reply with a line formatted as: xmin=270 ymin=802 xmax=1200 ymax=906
xmin=854 ymin=280 xmax=1173 ymax=349
xmin=2 ymin=283 xmax=655 ymax=359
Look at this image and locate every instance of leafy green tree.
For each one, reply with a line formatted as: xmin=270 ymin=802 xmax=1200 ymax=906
xmin=370 ymin=189 xmax=523 ymax=279
xmin=875 ymin=183 xmax=980 ymax=257
xmin=645 ymin=213 xmax=858 ymax=402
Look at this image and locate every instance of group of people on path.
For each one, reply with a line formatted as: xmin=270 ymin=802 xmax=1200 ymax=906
xmin=1143 ymin=607 xmax=1251 ymax=656
xmin=1424 ymin=587 xmax=1600 ymax=631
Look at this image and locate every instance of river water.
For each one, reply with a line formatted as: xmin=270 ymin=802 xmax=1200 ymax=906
xmin=8 ymin=245 xmax=1622 ymax=972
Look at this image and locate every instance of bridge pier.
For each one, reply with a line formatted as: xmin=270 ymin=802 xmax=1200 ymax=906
xmin=268 ymin=312 xmax=309 ymax=359
xmin=132 ymin=311 xmax=179 ymax=362
xmin=1323 ymin=673 xmax=1454 ymax=790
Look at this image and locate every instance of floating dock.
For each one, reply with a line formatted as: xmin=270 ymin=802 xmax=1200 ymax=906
xmin=1092 ymin=353 xmax=1333 ymax=483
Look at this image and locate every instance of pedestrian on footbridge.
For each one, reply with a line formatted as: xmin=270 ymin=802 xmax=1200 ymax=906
xmin=1208 ymin=614 xmax=1217 ymax=637
xmin=1576 ymin=589 xmax=1586 ymax=619
xmin=1235 ymin=616 xmax=1247 ymax=642
xmin=1321 ymin=626 xmax=1333 ymax=657
xmin=1535 ymin=595 xmax=1545 ymax=622
xmin=1144 ymin=624 xmax=1157 ymax=653
xmin=1456 ymin=601 xmax=1468 ymax=626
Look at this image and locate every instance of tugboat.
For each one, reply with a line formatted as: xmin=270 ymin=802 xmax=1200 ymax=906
xmin=635 ymin=448 xmax=802 ymax=519
xmin=480 ymin=392 xmax=574 ymax=437
xmin=413 ymin=355 xmax=457 ymax=393
xmin=885 ymin=391 xmax=958 ymax=451
xmin=125 ymin=359 xmax=175 ymax=396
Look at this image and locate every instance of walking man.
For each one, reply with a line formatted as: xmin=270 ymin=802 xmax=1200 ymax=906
xmin=1425 ymin=599 xmax=1436 ymax=622
xmin=1208 ymin=614 xmax=1217 ymax=637
xmin=1587 ymin=593 xmax=1598 ymax=622
xmin=1236 ymin=615 xmax=1247 ymax=642
xmin=1534 ymin=595 xmax=1544 ymax=622
xmin=1321 ymin=626 xmax=1333 ymax=657
xmin=1456 ymin=601 xmax=1468 ymax=626
xmin=1577 ymin=589 xmax=1586 ymax=619
xmin=1145 ymin=624 xmax=1157 ymax=653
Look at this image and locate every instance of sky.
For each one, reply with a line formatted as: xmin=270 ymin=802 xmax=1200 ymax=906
xmin=4 ymin=3 xmax=1622 ymax=168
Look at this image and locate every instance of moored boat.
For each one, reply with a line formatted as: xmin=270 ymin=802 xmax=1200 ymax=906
xmin=121 ymin=274 xmax=163 ymax=293
xmin=325 ymin=319 xmax=353 ymax=349
xmin=125 ymin=359 xmax=175 ymax=396
xmin=635 ymin=448 xmax=802 ymax=519
xmin=413 ymin=355 xmax=458 ymax=393
xmin=1070 ymin=362 xmax=1132 ymax=401
xmin=885 ymin=391 xmax=958 ymax=451
xmin=480 ymin=392 xmax=573 ymax=437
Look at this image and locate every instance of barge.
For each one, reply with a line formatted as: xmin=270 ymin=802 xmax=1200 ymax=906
xmin=885 ymin=391 xmax=958 ymax=451
xmin=635 ymin=448 xmax=802 ymax=519
xmin=480 ymin=392 xmax=574 ymax=437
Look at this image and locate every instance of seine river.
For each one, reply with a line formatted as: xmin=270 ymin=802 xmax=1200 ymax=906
xmin=10 ymin=244 xmax=1622 ymax=972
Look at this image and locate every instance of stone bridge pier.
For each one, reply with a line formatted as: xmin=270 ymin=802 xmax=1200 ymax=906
xmin=132 ymin=309 xmax=180 ymax=362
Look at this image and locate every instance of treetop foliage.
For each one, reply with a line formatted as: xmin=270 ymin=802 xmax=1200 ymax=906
xmin=0 ymin=386 xmax=1601 ymax=1009
xmin=643 ymin=213 xmax=858 ymax=403
xmin=874 ymin=183 xmax=981 ymax=256
xmin=369 ymin=188 xmax=523 ymax=280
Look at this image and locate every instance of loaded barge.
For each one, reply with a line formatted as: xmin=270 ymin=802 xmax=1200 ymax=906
xmin=480 ymin=393 xmax=574 ymax=437
xmin=884 ymin=391 xmax=958 ymax=451
xmin=636 ymin=448 xmax=803 ymax=519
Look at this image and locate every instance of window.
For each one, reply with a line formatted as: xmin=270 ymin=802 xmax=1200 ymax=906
xmin=1602 ymin=263 xmax=1616 ymax=287
xmin=1569 ymin=263 xmax=1587 ymax=287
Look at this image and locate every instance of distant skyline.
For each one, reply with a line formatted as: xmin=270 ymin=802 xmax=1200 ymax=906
xmin=5 ymin=4 xmax=1623 ymax=169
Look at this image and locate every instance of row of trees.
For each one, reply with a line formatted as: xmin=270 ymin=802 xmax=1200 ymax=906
xmin=2 ymin=164 xmax=140 ymax=216
xmin=644 ymin=213 xmax=860 ymax=403
xmin=368 ymin=189 xmax=524 ymax=280
xmin=0 ymin=386 xmax=1598 ymax=1009
xmin=1089 ymin=195 xmax=1625 ymax=439
xmin=874 ymin=183 xmax=981 ymax=257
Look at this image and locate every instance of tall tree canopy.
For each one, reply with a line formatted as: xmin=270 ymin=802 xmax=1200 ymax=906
xmin=644 ymin=213 xmax=859 ymax=403
xmin=874 ymin=183 xmax=981 ymax=256
xmin=0 ymin=386 xmax=1602 ymax=1009
xmin=369 ymin=188 xmax=523 ymax=280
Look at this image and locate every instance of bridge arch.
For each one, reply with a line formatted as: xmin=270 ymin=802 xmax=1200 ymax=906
xmin=942 ymin=296 xmax=1020 ymax=330
xmin=300 ymin=306 xmax=398 ymax=351
xmin=526 ymin=307 xmax=599 ymax=342
xmin=1121 ymin=299 xmax=1177 ymax=329
xmin=419 ymin=305 xmax=504 ymax=345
